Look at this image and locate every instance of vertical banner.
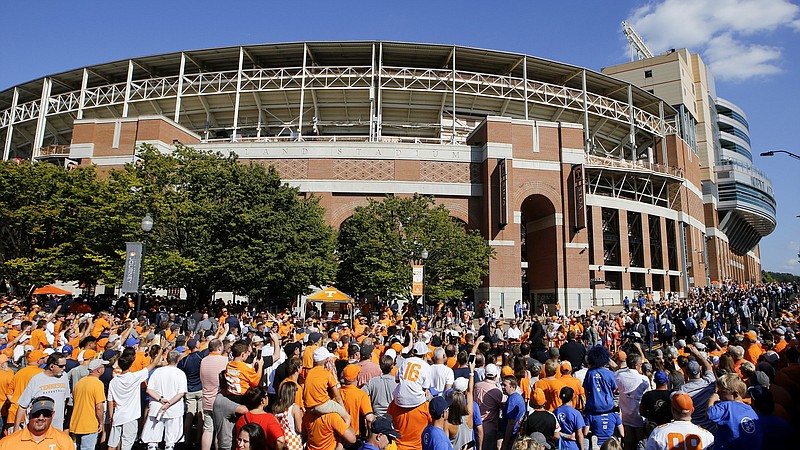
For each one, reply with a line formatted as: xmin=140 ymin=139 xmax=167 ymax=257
xmin=121 ymin=242 xmax=143 ymax=293
xmin=573 ymin=164 xmax=587 ymax=230
xmin=412 ymin=264 xmax=424 ymax=296
xmin=498 ymin=158 xmax=508 ymax=228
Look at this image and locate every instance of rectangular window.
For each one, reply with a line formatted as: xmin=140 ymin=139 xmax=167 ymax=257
xmin=644 ymin=70 xmax=653 ymax=78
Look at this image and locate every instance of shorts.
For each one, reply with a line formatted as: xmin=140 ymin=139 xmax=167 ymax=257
xmin=108 ymin=421 xmax=138 ymax=450
xmin=185 ymin=391 xmax=203 ymax=415
xmin=203 ymin=410 xmax=214 ymax=434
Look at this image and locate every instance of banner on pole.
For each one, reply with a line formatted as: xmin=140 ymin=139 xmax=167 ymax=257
xmin=412 ymin=264 xmax=424 ymax=296
xmin=121 ymin=242 xmax=143 ymax=293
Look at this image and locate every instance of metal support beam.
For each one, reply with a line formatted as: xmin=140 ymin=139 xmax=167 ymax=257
xmin=122 ymin=60 xmax=134 ymax=118
xmin=659 ymin=101 xmax=667 ymax=165
xmin=232 ymin=47 xmax=244 ymax=141
xmin=32 ymin=78 xmax=52 ymax=156
xmin=77 ymin=69 xmax=88 ymax=120
xmin=298 ymin=44 xmax=308 ymax=139
xmin=451 ymin=46 xmax=456 ymax=143
xmin=377 ymin=42 xmax=383 ymax=140
xmin=627 ymin=84 xmax=635 ymax=160
xmin=582 ymin=70 xmax=590 ymax=153
xmin=174 ymin=53 xmax=186 ymax=123
xmin=523 ymin=56 xmax=528 ymax=120
xmin=3 ymin=88 xmax=19 ymax=160
xmin=369 ymin=43 xmax=375 ymax=141
xmin=253 ymin=93 xmax=264 ymax=138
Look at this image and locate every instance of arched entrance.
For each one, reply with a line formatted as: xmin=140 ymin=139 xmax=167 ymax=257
xmin=520 ymin=194 xmax=559 ymax=315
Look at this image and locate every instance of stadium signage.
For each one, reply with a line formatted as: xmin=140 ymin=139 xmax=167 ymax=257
xmin=121 ymin=242 xmax=143 ymax=293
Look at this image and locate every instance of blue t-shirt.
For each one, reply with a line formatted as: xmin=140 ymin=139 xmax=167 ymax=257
xmin=554 ymin=405 xmax=585 ymax=450
xmin=585 ymin=412 xmax=621 ymax=446
xmin=422 ymin=424 xmax=454 ymax=450
xmin=501 ymin=392 xmax=526 ymax=435
xmin=583 ymin=367 xmax=617 ymax=414
xmin=472 ymin=401 xmax=483 ymax=443
xmin=707 ymin=401 xmax=763 ymax=450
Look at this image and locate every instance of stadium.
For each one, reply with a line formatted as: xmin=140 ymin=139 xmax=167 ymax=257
xmin=0 ymin=41 xmax=771 ymax=315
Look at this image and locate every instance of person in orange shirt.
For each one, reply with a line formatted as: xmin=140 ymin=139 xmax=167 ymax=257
xmin=339 ymin=365 xmax=374 ymax=436
xmin=743 ymin=331 xmax=763 ymax=364
xmin=533 ymin=360 xmax=565 ymax=411
xmin=304 ymin=409 xmax=357 ymax=450
xmin=278 ymin=357 xmax=304 ymax=408
xmin=303 ymin=347 xmax=350 ymax=423
xmin=558 ymin=361 xmax=585 ymax=410
xmin=224 ymin=341 xmax=263 ymax=399
xmin=387 ymin=398 xmax=431 ymax=450
xmin=302 ymin=333 xmax=323 ymax=371
xmin=29 ymin=320 xmax=49 ymax=351
xmin=90 ymin=312 xmax=111 ymax=338
xmin=0 ymin=397 xmax=73 ymax=450
xmin=0 ymin=355 xmax=15 ymax=421
xmin=7 ymin=350 xmax=45 ymax=429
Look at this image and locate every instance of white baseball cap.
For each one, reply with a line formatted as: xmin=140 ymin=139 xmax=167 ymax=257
xmin=485 ymin=363 xmax=500 ymax=377
xmin=412 ymin=342 xmax=429 ymax=356
xmin=453 ymin=377 xmax=469 ymax=392
xmin=313 ymin=347 xmax=333 ymax=363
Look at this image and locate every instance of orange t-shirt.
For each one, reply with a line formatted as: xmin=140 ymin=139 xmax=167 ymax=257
xmin=303 ymin=345 xmax=319 ymax=369
xmin=130 ymin=351 xmax=151 ymax=372
xmin=30 ymin=329 xmax=49 ymax=350
xmin=91 ymin=317 xmax=110 ymax=338
xmin=305 ymin=411 xmax=351 ymax=450
xmin=534 ymin=377 xmax=565 ymax=411
xmin=8 ymin=366 xmax=42 ymax=422
xmin=303 ymin=366 xmax=338 ymax=409
xmin=387 ymin=401 xmax=432 ymax=450
xmin=560 ymin=375 xmax=585 ymax=409
xmin=744 ymin=344 xmax=763 ymax=364
xmin=340 ymin=384 xmax=373 ymax=435
xmin=225 ymin=360 xmax=260 ymax=396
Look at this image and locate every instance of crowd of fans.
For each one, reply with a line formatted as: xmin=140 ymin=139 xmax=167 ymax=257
xmin=0 ymin=280 xmax=797 ymax=450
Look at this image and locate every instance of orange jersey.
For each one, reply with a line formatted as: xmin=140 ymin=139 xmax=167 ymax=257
xmin=224 ymin=360 xmax=261 ymax=396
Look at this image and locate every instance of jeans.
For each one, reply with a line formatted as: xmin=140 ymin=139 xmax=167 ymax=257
xmin=76 ymin=432 xmax=99 ymax=450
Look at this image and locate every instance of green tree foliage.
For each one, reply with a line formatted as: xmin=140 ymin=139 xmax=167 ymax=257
xmin=762 ymin=271 xmax=800 ymax=283
xmin=116 ymin=144 xmax=337 ymax=303
xmin=336 ymin=194 xmax=494 ymax=302
xmin=0 ymin=161 xmax=118 ymax=293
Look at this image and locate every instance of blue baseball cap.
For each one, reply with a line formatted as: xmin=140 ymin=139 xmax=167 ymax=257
xmin=654 ymin=370 xmax=669 ymax=385
xmin=429 ymin=395 xmax=453 ymax=419
xmin=125 ymin=337 xmax=140 ymax=347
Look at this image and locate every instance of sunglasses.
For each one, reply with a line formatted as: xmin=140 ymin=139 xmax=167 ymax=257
xmin=31 ymin=411 xmax=53 ymax=419
xmin=54 ymin=364 xmax=66 ymax=368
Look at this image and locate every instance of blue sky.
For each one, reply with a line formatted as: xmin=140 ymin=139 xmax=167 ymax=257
xmin=1 ymin=0 xmax=798 ymax=274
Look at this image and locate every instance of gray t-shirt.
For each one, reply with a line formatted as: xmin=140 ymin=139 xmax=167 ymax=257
xmin=677 ymin=370 xmax=717 ymax=433
xmin=68 ymin=365 xmax=90 ymax=405
xmin=362 ymin=374 xmax=398 ymax=416
xmin=18 ymin=372 xmax=72 ymax=430
xmin=213 ymin=394 xmax=240 ymax=450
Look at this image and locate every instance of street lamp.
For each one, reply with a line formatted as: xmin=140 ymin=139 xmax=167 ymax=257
xmin=420 ymin=248 xmax=428 ymax=313
xmin=136 ymin=213 xmax=153 ymax=314
xmin=760 ymin=150 xmax=800 ymax=161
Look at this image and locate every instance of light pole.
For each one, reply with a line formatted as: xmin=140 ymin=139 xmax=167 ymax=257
xmin=760 ymin=150 xmax=800 ymax=161
xmin=136 ymin=213 xmax=153 ymax=314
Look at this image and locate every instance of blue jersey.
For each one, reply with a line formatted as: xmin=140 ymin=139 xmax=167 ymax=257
xmin=707 ymin=401 xmax=763 ymax=450
xmin=583 ymin=367 xmax=617 ymax=414
xmin=501 ymin=392 xmax=526 ymax=435
xmin=585 ymin=412 xmax=621 ymax=446
xmin=422 ymin=424 xmax=454 ymax=450
xmin=554 ymin=405 xmax=585 ymax=450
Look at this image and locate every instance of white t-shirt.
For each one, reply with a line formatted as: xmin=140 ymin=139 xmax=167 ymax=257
xmin=645 ymin=420 xmax=714 ymax=450
xmin=393 ymin=356 xmax=431 ymax=407
xmin=428 ymin=364 xmax=455 ymax=392
xmin=108 ymin=369 xmax=149 ymax=426
xmin=147 ymin=365 xmax=188 ymax=419
xmin=615 ymin=368 xmax=650 ymax=427
xmin=506 ymin=327 xmax=522 ymax=340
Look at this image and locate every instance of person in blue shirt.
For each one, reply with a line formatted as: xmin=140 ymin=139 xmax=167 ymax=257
xmin=583 ymin=345 xmax=616 ymax=416
xmin=554 ymin=387 xmax=586 ymax=450
xmin=359 ymin=414 xmax=402 ymax=450
xmin=747 ymin=385 xmax=790 ymax=450
xmin=500 ymin=376 xmax=525 ymax=450
xmin=423 ymin=395 xmax=455 ymax=450
xmin=707 ymin=374 xmax=762 ymax=450
xmin=585 ymin=411 xmax=622 ymax=448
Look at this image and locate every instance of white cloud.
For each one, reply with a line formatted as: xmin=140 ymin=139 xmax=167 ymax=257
xmin=628 ymin=0 xmax=800 ymax=81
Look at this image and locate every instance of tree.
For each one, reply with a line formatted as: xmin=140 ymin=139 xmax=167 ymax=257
xmin=336 ymin=194 xmax=494 ymax=303
xmin=0 ymin=160 xmax=125 ymax=293
xmin=114 ymin=144 xmax=337 ymax=304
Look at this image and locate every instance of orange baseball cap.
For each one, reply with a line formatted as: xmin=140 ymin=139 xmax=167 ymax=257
xmin=744 ymin=331 xmax=757 ymax=342
xmin=342 ymin=364 xmax=361 ymax=381
xmin=671 ymin=393 xmax=694 ymax=414
xmin=532 ymin=388 xmax=547 ymax=407
xmin=29 ymin=350 xmax=46 ymax=362
xmin=560 ymin=360 xmax=572 ymax=372
xmin=83 ymin=349 xmax=98 ymax=360
xmin=391 ymin=343 xmax=404 ymax=353
xmin=501 ymin=366 xmax=514 ymax=377
xmin=331 ymin=332 xmax=341 ymax=341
